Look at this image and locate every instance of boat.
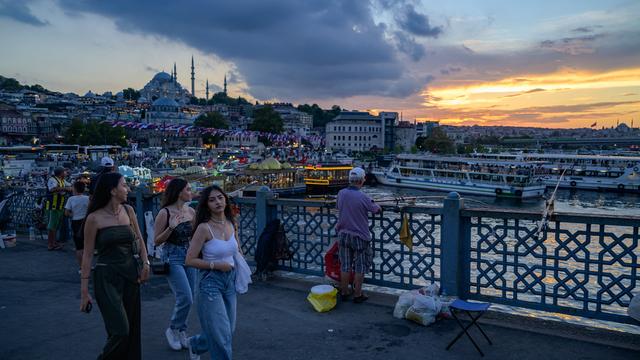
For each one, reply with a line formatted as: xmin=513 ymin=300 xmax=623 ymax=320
xmin=304 ymin=163 xmax=353 ymax=194
xmin=372 ymin=154 xmax=546 ymax=198
xmin=471 ymin=153 xmax=640 ymax=192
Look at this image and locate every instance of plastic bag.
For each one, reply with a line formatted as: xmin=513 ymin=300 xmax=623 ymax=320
xmin=405 ymin=305 xmax=437 ymax=326
xmin=629 ymin=293 xmax=640 ymax=321
xmin=307 ymin=285 xmax=338 ymax=313
xmin=419 ymin=282 xmax=440 ymax=297
xmin=234 ymin=252 xmax=252 ymax=294
xmin=393 ymin=291 xmax=417 ymax=319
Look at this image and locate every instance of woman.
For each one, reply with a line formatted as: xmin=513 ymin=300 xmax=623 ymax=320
xmin=79 ymin=172 xmax=150 ymax=359
xmin=153 ymin=178 xmax=197 ymax=351
xmin=185 ymin=185 xmax=243 ymax=360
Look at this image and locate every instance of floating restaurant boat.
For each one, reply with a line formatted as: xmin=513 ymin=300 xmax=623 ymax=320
xmin=372 ymin=154 xmax=546 ymax=198
xmin=304 ymin=163 xmax=353 ymax=194
xmin=471 ymin=153 xmax=640 ymax=192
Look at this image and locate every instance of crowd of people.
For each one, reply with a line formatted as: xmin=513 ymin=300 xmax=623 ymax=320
xmin=32 ymin=156 xmax=376 ymax=359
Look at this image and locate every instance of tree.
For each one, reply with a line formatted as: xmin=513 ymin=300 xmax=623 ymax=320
xmin=249 ymin=106 xmax=283 ymax=134
xmin=64 ymin=119 xmax=127 ymax=146
xmin=297 ymin=103 xmax=342 ymax=128
xmin=122 ymin=88 xmax=141 ymax=101
xmin=194 ymin=112 xmax=228 ymax=146
xmin=194 ymin=111 xmax=228 ymax=129
xmin=419 ymin=127 xmax=455 ymax=154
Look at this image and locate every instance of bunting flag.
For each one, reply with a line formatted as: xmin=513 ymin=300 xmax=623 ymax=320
xmin=101 ymin=120 xmax=326 ymax=145
xmin=590 ymin=121 xmax=597 ymax=127
xmin=399 ymin=213 xmax=413 ymax=251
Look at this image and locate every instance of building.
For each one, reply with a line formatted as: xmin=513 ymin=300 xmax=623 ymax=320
xmin=271 ymin=104 xmax=313 ymax=136
xmin=144 ymin=97 xmax=193 ymax=125
xmin=139 ymin=69 xmax=191 ymax=105
xmin=416 ymin=121 xmax=439 ymax=138
xmin=325 ymin=111 xmax=383 ymax=152
xmin=394 ymin=121 xmax=417 ymax=152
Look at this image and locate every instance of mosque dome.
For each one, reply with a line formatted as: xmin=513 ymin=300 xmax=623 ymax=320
xmin=152 ymin=72 xmax=172 ymax=82
xmin=152 ymin=97 xmax=179 ymax=107
xmin=84 ymin=90 xmax=95 ymax=98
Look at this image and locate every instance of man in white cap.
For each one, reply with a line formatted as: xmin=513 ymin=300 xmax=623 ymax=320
xmin=335 ymin=167 xmax=380 ymax=303
xmin=89 ymin=156 xmax=116 ymax=196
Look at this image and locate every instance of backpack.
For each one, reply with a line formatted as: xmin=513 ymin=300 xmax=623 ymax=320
xmin=273 ymin=223 xmax=293 ymax=261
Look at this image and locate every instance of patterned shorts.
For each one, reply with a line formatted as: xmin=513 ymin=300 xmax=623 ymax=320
xmin=338 ymin=232 xmax=372 ymax=274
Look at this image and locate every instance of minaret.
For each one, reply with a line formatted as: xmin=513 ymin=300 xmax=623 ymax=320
xmin=173 ymin=62 xmax=177 ymax=85
xmin=206 ymin=79 xmax=209 ymax=100
xmin=191 ymin=56 xmax=195 ymax=97
xmin=224 ymin=74 xmax=227 ymax=95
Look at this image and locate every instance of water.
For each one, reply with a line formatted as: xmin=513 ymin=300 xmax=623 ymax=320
xmin=359 ymin=185 xmax=640 ymax=334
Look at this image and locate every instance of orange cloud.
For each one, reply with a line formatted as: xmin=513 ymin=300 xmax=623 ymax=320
xmin=418 ymin=67 xmax=640 ymax=128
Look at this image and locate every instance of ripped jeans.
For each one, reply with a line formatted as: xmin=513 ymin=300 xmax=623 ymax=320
xmin=190 ymin=269 xmax=236 ymax=360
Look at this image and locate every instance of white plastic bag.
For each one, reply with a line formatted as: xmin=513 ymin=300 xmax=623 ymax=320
xmin=393 ymin=291 xmax=418 ymax=319
xmin=234 ymin=252 xmax=252 ymax=294
xmin=420 ymin=282 xmax=440 ymax=297
xmin=629 ymin=293 xmax=640 ymax=321
xmin=405 ymin=305 xmax=437 ymax=326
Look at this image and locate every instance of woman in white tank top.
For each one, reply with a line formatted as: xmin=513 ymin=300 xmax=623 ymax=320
xmin=185 ymin=185 xmax=244 ymax=360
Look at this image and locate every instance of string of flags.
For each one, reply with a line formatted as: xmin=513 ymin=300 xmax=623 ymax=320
xmin=102 ymin=121 xmax=325 ymax=144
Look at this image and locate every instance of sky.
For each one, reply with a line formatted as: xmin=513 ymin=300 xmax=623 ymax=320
xmin=0 ymin=0 xmax=639 ymax=129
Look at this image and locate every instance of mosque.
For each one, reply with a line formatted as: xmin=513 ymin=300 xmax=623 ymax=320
xmin=138 ymin=62 xmax=192 ymax=105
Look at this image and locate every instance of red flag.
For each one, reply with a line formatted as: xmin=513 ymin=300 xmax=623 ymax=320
xmin=590 ymin=121 xmax=597 ymax=127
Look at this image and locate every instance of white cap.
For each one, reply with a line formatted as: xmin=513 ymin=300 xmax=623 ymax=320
xmin=348 ymin=167 xmax=366 ymax=181
xmin=101 ymin=156 xmax=114 ymax=167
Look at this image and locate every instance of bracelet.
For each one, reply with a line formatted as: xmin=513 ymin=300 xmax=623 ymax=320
xmin=209 ymin=261 xmax=215 ymax=270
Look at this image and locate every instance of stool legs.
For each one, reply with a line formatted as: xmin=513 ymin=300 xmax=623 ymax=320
xmin=446 ymin=310 xmax=492 ymax=357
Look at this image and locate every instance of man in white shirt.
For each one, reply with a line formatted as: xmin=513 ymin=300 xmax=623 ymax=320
xmin=65 ymin=181 xmax=90 ymax=267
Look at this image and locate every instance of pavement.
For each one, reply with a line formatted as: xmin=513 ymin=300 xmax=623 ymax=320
xmin=1 ymin=235 xmax=639 ymax=360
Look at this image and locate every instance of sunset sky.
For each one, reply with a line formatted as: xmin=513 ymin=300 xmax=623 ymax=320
xmin=1 ymin=0 xmax=638 ymax=128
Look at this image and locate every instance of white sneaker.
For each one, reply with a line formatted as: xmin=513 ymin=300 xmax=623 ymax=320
xmin=187 ymin=337 xmax=200 ymax=360
xmin=178 ymin=330 xmax=189 ymax=349
xmin=165 ymin=328 xmax=182 ymax=351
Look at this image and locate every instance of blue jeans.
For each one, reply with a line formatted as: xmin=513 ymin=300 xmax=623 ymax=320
xmin=165 ymin=243 xmax=198 ymax=331
xmin=190 ymin=269 xmax=236 ymax=360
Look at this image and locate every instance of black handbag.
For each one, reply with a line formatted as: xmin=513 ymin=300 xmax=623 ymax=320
xmin=151 ymin=255 xmax=170 ymax=275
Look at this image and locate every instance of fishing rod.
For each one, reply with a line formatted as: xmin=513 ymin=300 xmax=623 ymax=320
xmin=534 ymin=168 xmax=567 ymax=239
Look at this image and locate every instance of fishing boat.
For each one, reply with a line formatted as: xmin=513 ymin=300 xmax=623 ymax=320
xmin=372 ymin=154 xmax=546 ymax=198
xmin=471 ymin=153 xmax=640 ymax=192
xmin=304 ymin=163 xmax=353 ymax=194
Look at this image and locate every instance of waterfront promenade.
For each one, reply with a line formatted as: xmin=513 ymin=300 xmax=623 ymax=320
xmin=1 ymin=236 xmax=638 ymax=360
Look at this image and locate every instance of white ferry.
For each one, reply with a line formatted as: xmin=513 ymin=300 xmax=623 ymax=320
xmin=372 ymin=154 xmax=546 ymax=198
xmin=471 ymin=153 xmax=640 ymax=192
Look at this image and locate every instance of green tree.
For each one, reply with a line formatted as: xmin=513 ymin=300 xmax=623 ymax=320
xmin=122 ymin=88 xmax=141 ymax=101
xmin=249 ymin=106 xmax=283 ymax=134
xmin=297 ymin=103 xmax=342 ymax=128
xmin=419 ymin=127 xmax=455 ymax=154
xmin=64 ymin=119 xmax=127 ymax=146
xmin=194 ymin=111 xmax=229 ymax=129
xmin=194 ymin=112 xmax=228 ymax=146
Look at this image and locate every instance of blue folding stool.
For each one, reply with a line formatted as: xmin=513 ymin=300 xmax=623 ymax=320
xmin=446 ymin=299 xmax=492 ymax=357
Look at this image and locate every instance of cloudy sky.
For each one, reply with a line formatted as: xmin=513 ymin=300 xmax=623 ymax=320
xmin=1 ymin=0 xmax=639 ymax=128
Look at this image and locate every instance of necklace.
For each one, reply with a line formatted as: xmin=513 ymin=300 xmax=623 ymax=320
xmin=210 ymin=217 xmax=226 ymax=224
xmin=106 ymin=205 xmax=122 ymax=218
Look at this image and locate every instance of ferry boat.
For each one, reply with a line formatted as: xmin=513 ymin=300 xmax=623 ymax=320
xmin=372 ymin=154 xmax=546 ymax=198
xmin=304 ymin=163 xmax=353 ymax=194
xmin=471 ymin=153 xmax=640 ymax=192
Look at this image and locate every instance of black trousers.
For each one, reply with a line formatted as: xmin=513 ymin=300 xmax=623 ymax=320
xmin=93 ymin=267 xmax=141 ymax=360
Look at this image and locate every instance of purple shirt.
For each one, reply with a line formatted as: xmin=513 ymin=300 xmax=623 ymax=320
xmin=335 ymin=186 xmax=381 ymax=241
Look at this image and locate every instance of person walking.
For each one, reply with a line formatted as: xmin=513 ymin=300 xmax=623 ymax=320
xmin=79 ymin=172 xmax=150 ymax=359
xmin=45 ymin=167 xmax=71 ymax=250
xmin=185 ymin=185 xmax=244 ymax=360
xmin=64 ymin=181 xmax=90 ymax=270
xmin=89 ymin=157 xmax=116 ymax=196
xmin=336 ymin=167 xmax=381 ymax=303
xmin=153 ymin=178 xmax=197 ymax=351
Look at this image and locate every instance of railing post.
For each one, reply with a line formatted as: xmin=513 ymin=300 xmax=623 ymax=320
xmin=255 ymin=186 xmax=275 ymax=240
xmin=441 ymin=191 xmax=464 ymax=297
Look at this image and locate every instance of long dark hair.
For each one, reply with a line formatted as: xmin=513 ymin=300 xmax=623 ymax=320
xmin=193 ymin=185 xmax=234 ymax=235
xmin=86 ymin=172 xmax=124 ymax=217
xmin=161 ymin=178 xmax=188 ymax=208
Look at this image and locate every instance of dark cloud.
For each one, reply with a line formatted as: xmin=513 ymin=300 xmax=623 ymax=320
xmin=144 ymin=65 xmax=162 ymax=73
xmin=440 ymin=66 xmax=462 ymax=75
xmin=395 ymin=4 xmax=442 ymax=38
xmin=571 ymin=25 xmax=602 ymax=33
xmin=58 ymin=0 xmax=428 ymax=100
xmin=393 ymin=31 xmax=425 ymax=61
xmin=540 ymin=34 xmax=606 ymax=55
xmin=0 ymin=1 xmax=48 ymax=26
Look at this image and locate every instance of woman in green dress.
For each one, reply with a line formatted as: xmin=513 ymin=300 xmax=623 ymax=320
xmin=80 ymin=172 xmax=150 ymax=359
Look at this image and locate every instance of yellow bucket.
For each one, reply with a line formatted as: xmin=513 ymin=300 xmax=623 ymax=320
xmin=307 ymin=285 xmax=338 ymax=312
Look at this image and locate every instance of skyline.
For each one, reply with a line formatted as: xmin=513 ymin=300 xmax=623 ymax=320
xmin=1 ymin=0 xmax=639 ymax=129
